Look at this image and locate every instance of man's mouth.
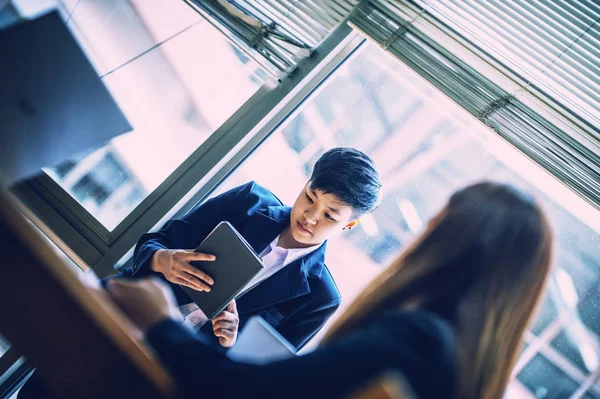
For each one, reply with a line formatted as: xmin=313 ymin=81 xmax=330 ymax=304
xmin=296 ymin=221 xmax=312 ymax=235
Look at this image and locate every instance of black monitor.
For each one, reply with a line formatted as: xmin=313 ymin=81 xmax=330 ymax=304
xmin=0 ymin=11 xmax=131 ymax=185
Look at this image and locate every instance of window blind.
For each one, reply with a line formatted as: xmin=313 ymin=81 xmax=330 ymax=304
xmin=421 ymin=0 xmax=600 ymax=137
xmin=185 ymin=0 xmax=359 ymax=79
xmin=349 ymin=0 xmax=600 ymax=209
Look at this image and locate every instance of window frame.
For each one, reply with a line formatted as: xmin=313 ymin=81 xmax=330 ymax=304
xmin=11 ymin=24 xmax=364 ymax=277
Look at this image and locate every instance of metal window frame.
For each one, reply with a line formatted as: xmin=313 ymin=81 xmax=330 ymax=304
xmin=12 ymin=84 xmax=275 ymax=248
xmin=11 ymin=24 xmax=363 ymax=278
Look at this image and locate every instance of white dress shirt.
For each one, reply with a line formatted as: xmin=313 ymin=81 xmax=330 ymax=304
xmin=179 ymin=235 xmax=322 ymax=330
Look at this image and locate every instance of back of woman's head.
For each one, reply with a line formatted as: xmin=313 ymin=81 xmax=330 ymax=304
xmin=323 ymin=182 xmax=553 ymax=399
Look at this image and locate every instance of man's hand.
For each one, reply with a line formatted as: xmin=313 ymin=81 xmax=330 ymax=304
xmin=151 ymin=249 xmax=216 ymax=292
xmin=212 ymin=300 xmax=239 ymax=348
xmin=106 ymin=277 xmax=182 ymax=333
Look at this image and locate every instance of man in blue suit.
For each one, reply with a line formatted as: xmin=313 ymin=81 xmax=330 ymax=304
xmin=127 ymin=147 xmax=382 ymax=350
xmin=16 ymin=148 xmax=383 ymax=399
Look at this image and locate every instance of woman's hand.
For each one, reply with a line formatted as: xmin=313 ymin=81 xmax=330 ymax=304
xmin=106 ymin=277 xmax=182 ymax=333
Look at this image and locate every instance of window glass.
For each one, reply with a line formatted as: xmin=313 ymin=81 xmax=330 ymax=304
xmin=530 ymin=298 xmax=559 ymax=336
xmin=517 ymin=354 xmax=579 ymax=399
xmin=213 ymin=43 xmax=600 ymax=396
xmin=551 ymin=330 xmax=589 ymax=374
xmin=41 ymin=0 xmax=266 ymax=230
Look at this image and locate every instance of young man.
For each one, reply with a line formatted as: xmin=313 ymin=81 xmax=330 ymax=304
xmin=128 ymin=147 xmax=382 ymax=350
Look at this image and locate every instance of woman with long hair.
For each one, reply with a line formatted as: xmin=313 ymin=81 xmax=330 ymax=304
xmin=108 ymin=181 xmax=553 ymax=399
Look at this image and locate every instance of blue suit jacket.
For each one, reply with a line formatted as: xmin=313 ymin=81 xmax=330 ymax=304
xmin=128 ymin=182 xmax=341 ymax=350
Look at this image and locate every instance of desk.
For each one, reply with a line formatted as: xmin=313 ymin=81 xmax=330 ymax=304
xmin=0 ymin=192 xmax=174 ymax=398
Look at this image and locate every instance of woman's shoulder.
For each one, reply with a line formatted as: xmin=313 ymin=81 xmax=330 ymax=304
xmin=377 ymin=310 xmax=456 ymax=360
xmin=367 ymin=310 xmax=458 ymax=398
xmin=384 ymin=310 xmax=455 ymax=342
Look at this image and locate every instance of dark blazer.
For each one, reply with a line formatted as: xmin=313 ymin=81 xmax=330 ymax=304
xmin=127 ymin=182 xmax=341 ymax=350
xmin=146 ymin=310 xmax=457 ymax=399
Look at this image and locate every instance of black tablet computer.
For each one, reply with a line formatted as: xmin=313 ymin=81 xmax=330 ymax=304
xmin=180 ymin=222 xmax=264 ymax=319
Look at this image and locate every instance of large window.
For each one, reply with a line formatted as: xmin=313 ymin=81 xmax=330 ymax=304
xmin=214 ymin=43 xmax=600 ymax=398
xmin=9 ymin=0 xmax=358 ymax=276
xmin=41 ymin=0 xmax=266 ymax=230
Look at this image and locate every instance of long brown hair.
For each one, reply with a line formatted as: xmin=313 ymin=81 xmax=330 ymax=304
xmin=322 ymin=182 xmax=553 ymax=399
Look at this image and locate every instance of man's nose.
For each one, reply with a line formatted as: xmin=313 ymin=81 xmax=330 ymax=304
xmin=304 ymin=209 xmax=318 ymax=225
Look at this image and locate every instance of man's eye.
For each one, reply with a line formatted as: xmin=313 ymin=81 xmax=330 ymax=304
xmin=325 ymin=213 xmax=336 ymax=222
xmin=306 ymin=194 xmax=314 ymax=204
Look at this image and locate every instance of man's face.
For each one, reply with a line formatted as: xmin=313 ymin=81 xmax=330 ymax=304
xmin=288 ymin=184 xmax=356 ymax=247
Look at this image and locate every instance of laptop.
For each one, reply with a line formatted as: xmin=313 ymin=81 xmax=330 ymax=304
xmin=227 ymin=316 xmax=296 ymax=364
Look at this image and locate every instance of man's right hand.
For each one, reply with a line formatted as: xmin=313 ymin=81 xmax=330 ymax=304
xmin=150 ymin=249 xmax=216 ymax=292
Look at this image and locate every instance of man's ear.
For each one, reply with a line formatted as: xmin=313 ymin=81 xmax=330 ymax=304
xmin=342 ymin=219 xmax=361 ymax=231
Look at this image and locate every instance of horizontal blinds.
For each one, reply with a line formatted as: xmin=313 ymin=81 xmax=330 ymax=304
xmin=350 ymin=0 xmax=600 ymax=208
xmin=186 ymin=0 xmax=358 ymax=79
xmin=420 ymin=0 xmax=600 ymax=135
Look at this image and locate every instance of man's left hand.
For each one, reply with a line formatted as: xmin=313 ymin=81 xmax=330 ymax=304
xmin=212 ymin=300 xmax=239 ymax=348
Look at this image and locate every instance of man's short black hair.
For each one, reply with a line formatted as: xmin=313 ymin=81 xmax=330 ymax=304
xmin=309 ymin=147 xmax=382 ymax=217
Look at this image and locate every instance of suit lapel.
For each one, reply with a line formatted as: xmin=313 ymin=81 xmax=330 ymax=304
xmin=236 ymin=258 xmax=311 ymax=315
xmin=236 ymin=206 xmax=327 ymax=315
xmin=237 ymin=244 xmax=328 ymax=315
xmin=239 ymin=205 xmax=289 ymax=255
